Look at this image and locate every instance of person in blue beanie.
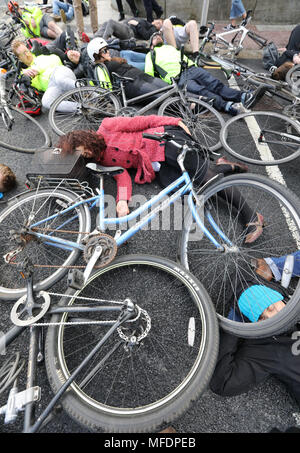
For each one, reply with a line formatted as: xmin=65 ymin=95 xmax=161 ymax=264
xmin=209 ymin=251 xmax=300 ymax=407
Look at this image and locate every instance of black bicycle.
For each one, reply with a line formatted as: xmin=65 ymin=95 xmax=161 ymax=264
xmin=0 ymin=250 xmax=218 ymax=433
xmin=48 ymin=73 xmax=225 ymax=153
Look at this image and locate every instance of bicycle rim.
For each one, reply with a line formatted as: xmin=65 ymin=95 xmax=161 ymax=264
xmin=45 ymin=255 xmax=218 ymax=432
xmin=0 ymin=106 xmax=50 ymax=153
xmin=48 ymin=87 xmax=121 ymax=136
xmin=158 ymin=96 xmax=225 ymax=152
xmin=0 ymin=188 xmax=89 ymax=300
xmin=179 ymin=174 xmax=300 ymax=338
xmin=286 ymin=64 xmax=300 ymax=94
xmin=220 ymin=111 xmax=300 ymax=165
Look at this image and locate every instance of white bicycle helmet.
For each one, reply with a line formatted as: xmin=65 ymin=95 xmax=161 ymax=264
xmin=87 ymin=37 xmax=108 ymax=62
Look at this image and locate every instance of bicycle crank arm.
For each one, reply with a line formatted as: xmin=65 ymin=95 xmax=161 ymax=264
xmin=3 ymin=246 xmax=24 ymax=264
xmin=83 ymin=244 xmax=103 ymax=283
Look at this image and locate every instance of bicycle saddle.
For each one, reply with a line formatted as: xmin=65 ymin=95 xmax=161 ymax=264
xmin=111 ymin=72 xmax=134 ymax=83
xmin=86 ymin=162 xmax=124 ymax=176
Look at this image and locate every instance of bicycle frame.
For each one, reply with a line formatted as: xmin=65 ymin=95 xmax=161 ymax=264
xmin=214 ymin=24 xmax=250 ymax=53
xmin=28 ymin=163 xmax=226 ymax=255
xmin=114 ymin=77 xmax=189 ymax=115
xmin=200 ymin=14 xmax=266 ymax=60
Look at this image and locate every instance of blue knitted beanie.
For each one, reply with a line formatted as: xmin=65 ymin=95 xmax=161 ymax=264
xmin=238 ymin=285 xmax=284 ymax=322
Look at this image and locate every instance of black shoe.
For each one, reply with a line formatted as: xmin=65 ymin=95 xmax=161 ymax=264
xmin=243 ymin=85 xmax=269 ymax=109
xmin=118 ymin=12 xmax=125 ymax=21
xmin=132 ymin=9 xmax=139 ymax=16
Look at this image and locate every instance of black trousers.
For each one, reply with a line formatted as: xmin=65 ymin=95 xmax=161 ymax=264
xmin=158 ymin=126 xmax=254 ymax=227
xmin=142 ymin=0 xmax=162 ymax=22
xmin=116 ymin=0 xmax=138 ymax=15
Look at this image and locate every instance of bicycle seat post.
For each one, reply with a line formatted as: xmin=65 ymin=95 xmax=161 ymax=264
xmin=120 ymin=80 xmax=127 ymax=107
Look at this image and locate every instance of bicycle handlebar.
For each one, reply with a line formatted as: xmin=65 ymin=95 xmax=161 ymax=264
xmin=142 ymin=132 xmax=198 ymax=151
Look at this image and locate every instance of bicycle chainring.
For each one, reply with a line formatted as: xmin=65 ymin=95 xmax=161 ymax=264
xmin=83 ymin=233 xmax=117 ymax=268
xmin=10 ymin=291 xmax=51 ymax=327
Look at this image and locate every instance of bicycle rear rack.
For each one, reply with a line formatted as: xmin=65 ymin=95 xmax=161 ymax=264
xmin=25 ymin=176 xmax=95 ymax=199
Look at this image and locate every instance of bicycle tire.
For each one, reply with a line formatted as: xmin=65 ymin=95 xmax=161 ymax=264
xmin=158 ymin=96 xmax=225 ymax=152
xmin=286 ymin=64 xmax=300 ymax=94
xmin=48 ymin=86 xmax=122 ymax=136
xmin=0 ymin=188 xmax=90 ymax=300
xmin=45 ymin=254 xmax=219 ymax=433
xmin=220 ymin=111 xmax=300 ymax=165
xmin=179 ymin=173 xmax=300 ymax=338
xmin=0 ymin=106 xmax=51 ymax=154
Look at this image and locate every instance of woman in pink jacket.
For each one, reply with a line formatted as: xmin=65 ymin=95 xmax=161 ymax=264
xmin=56 ymin=115 xmax=263 ymax=243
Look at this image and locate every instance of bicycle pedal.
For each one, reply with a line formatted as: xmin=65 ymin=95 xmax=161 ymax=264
xmin=67 ymin=269 xmax=85 ymax=290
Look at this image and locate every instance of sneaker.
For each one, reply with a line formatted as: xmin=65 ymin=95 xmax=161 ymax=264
xmin=243 ymin=85 xmax=269 ymax=109
xmin=60 ymin=9 xmax=67 ymax=24
xmin=227 ymin=104 xmax=239 ymax=116
xmin=227 ymin=102 xmax=248 ymax=116
xmin=223 ymin=24 xmax=236 ymax=31
xmin=118 ymin=12 xmax=125 ymax=21
xmin=75 ymin=79 xmax=87 ymax=88
xmin=269 ymin=65 xmax=277 ymax=74
xmin=51 ymin=14 xmax=61 ymax=21
xmin=281 ymin=254 xmax=295 ymax=288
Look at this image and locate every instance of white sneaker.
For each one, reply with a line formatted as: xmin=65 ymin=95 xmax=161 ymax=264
xmin=223 ymin=24 xmax=236 ymax=31
xmin=231 ymin=102 xmax=250 ymax=114
xmin=281 ymin=254 xmax=295 ymax=288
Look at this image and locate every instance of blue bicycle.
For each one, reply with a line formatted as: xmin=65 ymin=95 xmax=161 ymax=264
xmin=1 ymin=133 xmax=300 ymax=341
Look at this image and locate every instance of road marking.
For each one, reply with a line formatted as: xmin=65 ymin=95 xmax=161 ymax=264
xmin=227 ymin=74 xmax=300 ymax=247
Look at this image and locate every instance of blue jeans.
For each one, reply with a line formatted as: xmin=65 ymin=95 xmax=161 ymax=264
xmin=52 ymin=0 xmax=74 ymax=20
xmin=179 ymin=66 xmax=243 ymax=112
xmin=265 ymin=251 xmax=300 ymax=282
xmin=230 ymin=0 xmax=246 ymax=19
xmin=120 ymin=50 xmax=146 ymax=71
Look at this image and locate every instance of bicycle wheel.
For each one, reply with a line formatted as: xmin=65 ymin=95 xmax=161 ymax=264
xmin=220 ymin=111 xmax=300 ymax=165
xmin=45 ymin=254 xmax=218 ymax=433
xmin=48 ymin=86 xmax=122 ymax=136
xmin=0 ymin=106 xmax=51 ymax=154
xmin=286 ymin=64 xmax=300 ymax=94
xmin=0 ymin=188 xmax=90 ymax=300
xmin=179 ymin=173 xmax=300 ymax=338
xmin=158 ymin=96 xmax=225 ymax=152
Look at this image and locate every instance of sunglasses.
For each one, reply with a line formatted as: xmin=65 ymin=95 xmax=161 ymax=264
xmin=100 ymin=48 xmax=109 ymax=55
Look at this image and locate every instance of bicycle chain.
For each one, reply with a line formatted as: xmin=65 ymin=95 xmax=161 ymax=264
xmin=25 ymin=291 xmax=151 ymax=342
xmin=9 ymin=228 xmax=116 ymax=269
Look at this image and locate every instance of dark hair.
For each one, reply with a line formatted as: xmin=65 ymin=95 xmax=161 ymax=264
xmin=0 ymin=164 xmax=17 ymax=192
xmin=110 ymin=56 xmax=128 ymax=64
xmin=56 ymin=130 xmax=106 ymax=160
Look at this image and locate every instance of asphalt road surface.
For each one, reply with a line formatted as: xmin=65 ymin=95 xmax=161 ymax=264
xmin=0 ymin=59 xmax=300 ymax=434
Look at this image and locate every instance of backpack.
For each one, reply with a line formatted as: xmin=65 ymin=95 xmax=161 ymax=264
xmin=81 ymin=0 xmax=89 ymax=16
xmin=262 ymin=41 xmax=279 ymax=70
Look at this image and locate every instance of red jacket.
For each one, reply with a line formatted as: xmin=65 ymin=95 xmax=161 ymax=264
xmin=97 ymin=115 xmax=182 ymax=202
